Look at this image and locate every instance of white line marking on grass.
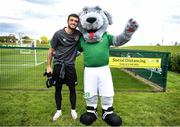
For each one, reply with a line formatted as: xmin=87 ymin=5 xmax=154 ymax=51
xmin=35 ymin=61 xmax=46 ymax=66
xmin=0 ymin=61 xmax=46 ymax=67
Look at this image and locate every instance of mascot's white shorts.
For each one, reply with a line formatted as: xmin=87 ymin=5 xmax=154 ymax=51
xmin=84 ymin=65 xmax=114 ymax=98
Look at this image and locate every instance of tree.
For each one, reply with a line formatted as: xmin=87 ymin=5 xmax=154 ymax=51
xmin=0 ymin=34 xmax=17 ymax=43
xmin=40 ymin=36 xmax=49 ymax=44
xmin=22 ymin=36 xmax=31 ymax=40
xmin=156 ymin=43 xmax=160 ymax=46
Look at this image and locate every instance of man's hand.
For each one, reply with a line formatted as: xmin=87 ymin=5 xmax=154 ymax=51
xmin=46 ymin=66 xmax=53 ymax=74
xmin=124 ymin=18 xmax=139 ymax=37
xmin=43 ymin=69 xmax=56 ymax=88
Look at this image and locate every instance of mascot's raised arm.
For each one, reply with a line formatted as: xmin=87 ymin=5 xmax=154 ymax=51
xmin=78 ymin=6 xmax=138 ymax=126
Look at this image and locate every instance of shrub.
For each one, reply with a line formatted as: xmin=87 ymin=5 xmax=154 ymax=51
xmin=168 ymin=53 xmax=180 ymax=73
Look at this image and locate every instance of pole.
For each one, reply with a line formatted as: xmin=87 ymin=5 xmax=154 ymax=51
xmin=34 ymin=40 xmax=37 ymax=65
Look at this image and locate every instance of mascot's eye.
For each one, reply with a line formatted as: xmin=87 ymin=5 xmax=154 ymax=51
xmin=83 ymin=8 xmax=89 ymax=14
xmin=84 ymin=10 xmax=88 ymax=14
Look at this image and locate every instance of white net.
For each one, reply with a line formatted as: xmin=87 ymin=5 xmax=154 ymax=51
xmin=19 ymin=39 xmax=36 ymax=54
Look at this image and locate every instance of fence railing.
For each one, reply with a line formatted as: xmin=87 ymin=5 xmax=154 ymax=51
xmin=0 ymin=46 xmax=48 ymax=90
xmin=110 ymin=48 xmax=170 ymax=91
xmin=0 ymin=46 xmax=170 ymax=91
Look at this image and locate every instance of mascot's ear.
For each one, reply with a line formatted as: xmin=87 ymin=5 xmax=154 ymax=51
xmin=82 ymin=6 xmax=88 ymax=12
xmin=95 ymin=6 xmax=102 ymax=11
xmin=103 ymin=10 xmax=113 ymax=25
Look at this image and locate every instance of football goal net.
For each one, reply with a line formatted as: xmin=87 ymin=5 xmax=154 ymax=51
xmin=16 ymin=39 xmax=44 ymax=66
xmin=19 ymin=39 xmax=36 ymax=53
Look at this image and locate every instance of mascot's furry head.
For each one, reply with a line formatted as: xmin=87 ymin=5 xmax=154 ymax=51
xmin=78 ymin=6 xmax=113 ymax=43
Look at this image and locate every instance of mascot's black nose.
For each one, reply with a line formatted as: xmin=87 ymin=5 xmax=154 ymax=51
xmin=86 ymin=17 xmax=96 ymax=23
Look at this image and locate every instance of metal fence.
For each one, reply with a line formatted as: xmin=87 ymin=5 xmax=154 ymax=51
xmin=110 ymin=48 xmax=170 ymax=91
xmin=0 ymin=46 xmax=48 ymax=90
xmin=0 ymin=46 xmax=170 ymax=91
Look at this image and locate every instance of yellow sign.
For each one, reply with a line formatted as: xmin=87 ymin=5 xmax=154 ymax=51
xmin=109 ymin=57 xmax=161 ymax=68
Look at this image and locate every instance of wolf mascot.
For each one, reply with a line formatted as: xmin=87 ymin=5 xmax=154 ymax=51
xmin=78 ymin=6 xmax=138 ymax=126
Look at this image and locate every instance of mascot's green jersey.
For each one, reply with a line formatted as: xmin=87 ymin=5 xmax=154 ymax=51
xmin=80 ymin=32 xmax=113 ymax=67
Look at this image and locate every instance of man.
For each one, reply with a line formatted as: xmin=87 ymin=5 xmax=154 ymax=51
xmin=46 ymin=13 xmax=81 ymax=121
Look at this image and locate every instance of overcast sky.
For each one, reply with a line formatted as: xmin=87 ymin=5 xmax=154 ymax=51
xmin=0 ymin=0 xmax=180 ymax=45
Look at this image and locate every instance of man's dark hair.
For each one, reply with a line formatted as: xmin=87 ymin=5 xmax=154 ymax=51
xmin=67 ymin=13 xmax=79 ymax=22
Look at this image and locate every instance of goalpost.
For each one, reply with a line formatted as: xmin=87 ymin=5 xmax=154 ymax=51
xmin=18 ymin=39 xmax=39 ymax=66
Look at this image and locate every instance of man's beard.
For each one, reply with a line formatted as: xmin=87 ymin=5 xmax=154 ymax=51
xmin=68 ymin=24 xmax=76 ymax=31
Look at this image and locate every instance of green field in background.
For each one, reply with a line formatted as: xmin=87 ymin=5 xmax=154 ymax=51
xmin=120 ymin=46 xmax=180 ymax=54
xmin=0 ymin=46 xmax=179 ymax=126
xmin=0 ymin=48 xmax=152 ymax=91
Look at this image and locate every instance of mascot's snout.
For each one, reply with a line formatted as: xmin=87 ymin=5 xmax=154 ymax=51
xmin=86 ymin=17 xmax=96 ymax=23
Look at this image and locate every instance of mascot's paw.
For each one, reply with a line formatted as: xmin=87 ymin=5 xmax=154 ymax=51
xmin=102 ymin=107 xmax=122 ymax=126
xmin=124 ymin=18 xmax=139 ymax=38
xmin=80 ymin=106 xmax=98 ymax=126
xmin=125 ymin=18 xmax=138 ymax=32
